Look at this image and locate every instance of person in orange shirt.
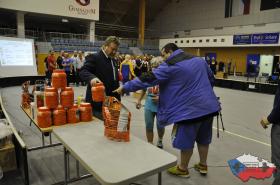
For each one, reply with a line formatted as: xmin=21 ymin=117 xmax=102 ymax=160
xmin=47 ymin=50 xmax=56 ymax=80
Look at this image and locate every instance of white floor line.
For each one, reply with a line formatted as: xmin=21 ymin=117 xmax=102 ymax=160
xmin=213 ymin=126 xmax=271 ymax=147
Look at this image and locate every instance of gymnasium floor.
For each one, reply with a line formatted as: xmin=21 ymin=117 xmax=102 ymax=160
xmin=0 ymin=85 xmax=275 ymax=185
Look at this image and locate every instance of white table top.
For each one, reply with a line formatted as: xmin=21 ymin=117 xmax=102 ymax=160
xmin=53 ymin=121 xmax=177 ymax=185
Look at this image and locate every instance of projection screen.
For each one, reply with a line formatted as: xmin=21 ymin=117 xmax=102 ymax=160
xmin=0 ymin=36 xmax=38 ymax=77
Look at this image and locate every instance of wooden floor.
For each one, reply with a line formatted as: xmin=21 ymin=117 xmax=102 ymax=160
xmin=0 ymin=85 xmax=275 ymax=185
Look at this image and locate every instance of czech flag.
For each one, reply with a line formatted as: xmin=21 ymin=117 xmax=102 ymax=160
xmin=228 ymin=154 xmax=276 ymax=182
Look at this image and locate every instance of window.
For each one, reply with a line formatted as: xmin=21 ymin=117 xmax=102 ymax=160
xmin=181 ymin=40 xmax=183 ymax=43
xmin=261 ymin=0 xmax=280 ymax=10
xmin=175 ymin=40 xmax=178 ymax=43
xmin=221 ymin=38 xmax=225 ymax=42
xmin=206 ymin=39 xmax=210 ymax=42
xmin=213 ymin=39 xmax=217 ymax=42
xmin=193 ymin=40 xmax=196 ymax=43
xmin=199 ymin=39 xmax=203 ymax=43
xmin=225 ymin=0 xmax=251 ymax=17
xmin=186 ymin=40 xmax=189 ymax=43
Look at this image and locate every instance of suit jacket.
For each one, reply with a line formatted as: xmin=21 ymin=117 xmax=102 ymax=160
xmin=268 ymin=81 xmax=280 ymax=124
xmin=80 ymin=50 xmax=120 ymax=111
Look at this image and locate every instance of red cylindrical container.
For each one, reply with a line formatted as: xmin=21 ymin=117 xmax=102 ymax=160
xmin=45 ymin=87 xmax=58 ymax=109
xmin=79 ymin=103 xmax=92 ymax=122
xmin=61 ymin=87 xmax=74 ymax=108
xmin=52 ymin=69 xmax=67 ymax=89
xmin=91 ymin=83 xmax=105 ymax=102
xmin=53 ymin=105 xmax=66 ymax=126
xmin=37 ymin=107 xmax=52 ymax=128
xmin=67 ymin=104 xmax=79 ymax=123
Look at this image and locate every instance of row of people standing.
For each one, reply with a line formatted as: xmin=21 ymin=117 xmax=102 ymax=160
xmin=119 ymin=55 xmax=151 ymax=93
xmin=45 ymin=50 xmax=85 ymax=86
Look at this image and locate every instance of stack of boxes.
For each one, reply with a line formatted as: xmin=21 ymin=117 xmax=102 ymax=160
xmin=0 ymin=119 xmax=16 ymax=173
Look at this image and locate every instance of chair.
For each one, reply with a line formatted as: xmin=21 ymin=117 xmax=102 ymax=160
xmin=258 ymin=73 xmax=269 ymax=83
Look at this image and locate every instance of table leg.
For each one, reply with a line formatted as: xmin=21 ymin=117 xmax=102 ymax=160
xmin=158 ymin=172 xmax=162 ymax=185
xmin=76 ymin=160 xmax=80 ymax=178
xmin=64 ymin=147 xmax=69 ymax=185
xmin=50 ymin=133 xmax=52 ymax=144
xmin=67 ymin=151 xmax=70 ymax=180
xmin=42 ymin=133 xmax=45 ymax=146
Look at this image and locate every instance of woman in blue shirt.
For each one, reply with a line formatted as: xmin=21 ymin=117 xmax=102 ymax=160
xmin=62 ymin=53 xmax=73 ymax=86
xmin=136 ymin=57 xmax=165 ymax=148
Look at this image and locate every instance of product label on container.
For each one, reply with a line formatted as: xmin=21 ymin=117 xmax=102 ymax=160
xmin=117 ymin=107 xmax=129 ymax=132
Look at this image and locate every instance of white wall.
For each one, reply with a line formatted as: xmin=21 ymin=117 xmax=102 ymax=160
xmin=159 ymin=34 xmax=280 ymax=49
xmin=147 ymin=0 xmax=280 ymax=38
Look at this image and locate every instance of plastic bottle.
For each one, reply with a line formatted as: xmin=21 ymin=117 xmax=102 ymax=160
xmin=60 ymin=87 xmax=74 ymax=108
xmin=79 ymin=103 xmax=92 ymax=122
xmin=53 ymin=105 xmax=67 ymax=126
xmin=45 ymin=87 xmax=58 ymax=109
xmin=52 ymin=69 xmax=67 ymax=89
xmin=91 ymin=83 xmax=105 ymax=102
xmin=67 ymin=104 xmax=79 ymax=123
xmin=77 ymin=94 xmax=84 ymax=106
xmin=37 ymin=107 xmax=52 ymax=128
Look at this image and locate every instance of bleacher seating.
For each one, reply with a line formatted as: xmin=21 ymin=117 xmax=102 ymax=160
xmin=141 ymin=45 xmax=160 ymax=56
xmin=51 ymin=38 xmax=132 ymax=54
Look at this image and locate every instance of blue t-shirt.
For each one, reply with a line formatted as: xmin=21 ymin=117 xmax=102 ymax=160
xmin=144 ymin=86 xmax=159 ymax=112
xmin=121 ymin=64 xmax=130 ymax=81
xmin=63 ymin=58 xmax=73 ymax=72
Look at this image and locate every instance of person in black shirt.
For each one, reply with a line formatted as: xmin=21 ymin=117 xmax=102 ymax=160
xmin=79 ymin=36 xmax=120 ymax=119
xmin=56 ymin=50 xmax=64 ymax=69
xmin=134 ymin=57 xmax=143 ymax=77
xmin=209 ymin=57 xmax=217 ymax=75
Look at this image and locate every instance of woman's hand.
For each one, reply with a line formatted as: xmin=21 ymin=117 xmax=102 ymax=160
xmin=136 ymin=100 xmax=142 ymax=109
xmin=151 ymin=96 xmax=159 ymax=103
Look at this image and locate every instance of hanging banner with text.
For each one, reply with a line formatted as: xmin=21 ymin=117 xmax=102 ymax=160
xmin=252 ymin=33 xmax=279 ymax=44
xmin=233 ymin=34 xmax=252 ymax=45
xmin=0 ymin=0 xmax=99 ymax=21
xmin=233 ymin=32 xmax=279 ymax=45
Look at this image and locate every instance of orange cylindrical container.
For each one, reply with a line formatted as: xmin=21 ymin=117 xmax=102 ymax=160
xmin=61 ymin=87 xmax=74 ymax=108
xmin=21 ymin=93 xmax=31 ymax=108
xmin=91 ymin=83 xmax=105 ymax=102
xmin=45 ymin=87 xmax=58 ymax=109
xmin=53 ymin=105 xmax=66 ymax=126
xmin=37 ymin=107 xmax=52 ymax=128
xmin=52 ymin=69 xmax=67 ymax=89
xmin=67 ymin=104 xmax=79 ymax=124
xmin=79 ymin=103 xmax=92 ymax=122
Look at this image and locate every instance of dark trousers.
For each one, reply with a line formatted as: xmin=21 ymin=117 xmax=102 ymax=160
xmin=91 ymin=101 xmax=103 ymax=120
xmin=75 ymin=69 xmax=85 ymax=86
xmin=65 ymin=71 xmax=72 ymax=86
xmin=272 ymin=124 xmax=280 ymax=185
xmin=46 ymin=71 xmax=52 ymax=86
